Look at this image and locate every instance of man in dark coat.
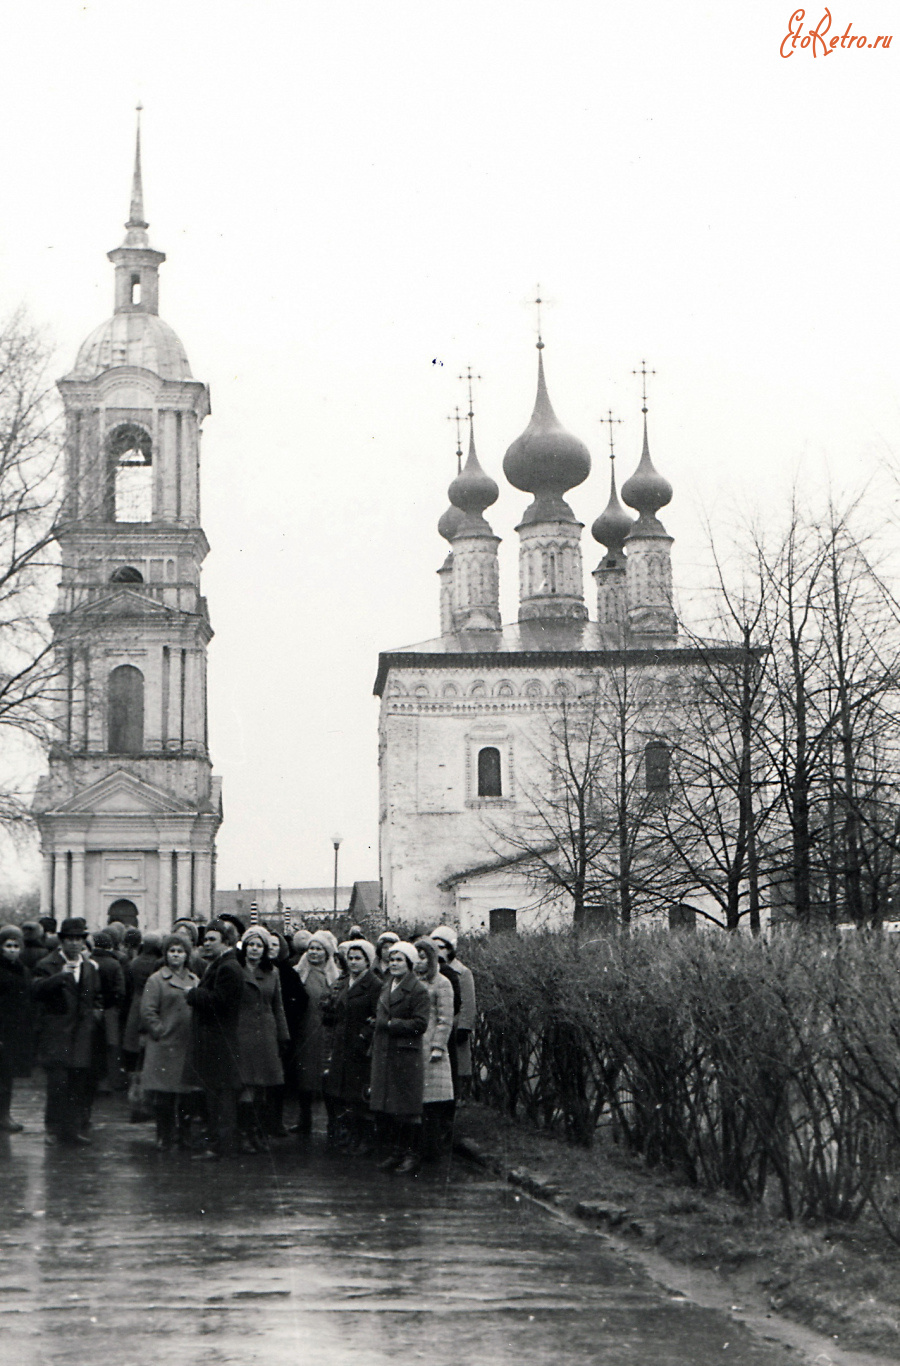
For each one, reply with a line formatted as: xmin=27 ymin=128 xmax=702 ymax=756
xmin=32 ymin=918 xmax=103 ymax=1146
xmin=184 ymin=919 xmax=243 ymax=1160
xmin=0 ymin=925 xmax=34 ymax=1132
xmin=90 ymin=931 xmax=127 ymax=1092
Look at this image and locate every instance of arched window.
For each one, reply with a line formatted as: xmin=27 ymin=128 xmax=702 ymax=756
xmin=477 ymin=746 xmax=502 ymax=797
xmin=109 ymin=424 xmax=152 ymax=523
xmin=110 ymin=565 xmax=144 ymax=584
xmin=108 ymin=897 xmax=139 ymax=927
xmin=108 ymin=665 xmax=144 ymax=753
xmin=490 ymin=907 xmax=517 ymax=934
xmin=645 ymin=740 xmax=670 ymax=793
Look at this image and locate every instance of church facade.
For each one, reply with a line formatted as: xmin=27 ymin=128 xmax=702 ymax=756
xmin=375 ymin=344 xmax=735 ymax=934
xmin=32 ymin=125 xmax=222 ymax=931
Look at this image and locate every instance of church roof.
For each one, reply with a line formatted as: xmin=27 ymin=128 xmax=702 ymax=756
xmin=69 ymin=312 xmax=192 ymax=381
xmin=374 ymin=621 xmax=750 ymax=694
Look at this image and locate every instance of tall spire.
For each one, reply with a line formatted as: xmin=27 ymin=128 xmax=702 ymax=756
xmin=128 ymin=104 xmax=147 ymax=230
xmin=121 ymin=105 xmax=151 ymax=250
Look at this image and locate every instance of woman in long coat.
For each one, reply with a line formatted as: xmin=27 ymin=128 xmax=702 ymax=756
xmin=140 ymin=935 xmax=200 ymax=1150
xmin=369 ymin=941 xmax=430 ymax=1174
xmin=293 ymin=930 xmax=339 ymax=1139
xmin=0 ymin=925 xmax=33 ymax=1133
xmin=321 ymin=939 xmax=381 ymax=1150
xmin=235 ymin=926 xmax=289 ymax=1150
xmin=413 ymin=937 xmax=455 ymax=1160
xmin=263 ymin=930 xmax=307 ymax=1137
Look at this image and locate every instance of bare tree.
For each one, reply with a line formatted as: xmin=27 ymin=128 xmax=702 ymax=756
xmin=0 ymin=310 xmax=64 ymax=823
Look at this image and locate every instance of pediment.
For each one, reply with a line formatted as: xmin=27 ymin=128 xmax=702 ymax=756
xmin=56 ymin=770 xmax=194 ymax=817
xmin=83 ymin=588 xmax=173 ymax=618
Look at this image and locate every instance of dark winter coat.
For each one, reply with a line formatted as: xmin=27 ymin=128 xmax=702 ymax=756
xmin=322 ymin=968 xmax=381 ymax=1104
xmin=32 ymin=951 xmax=103 ymax=1070
xmin=276 ymin=960 xmax=308 ymax=1043
xmin=0 ymin=957 xmax=34 ymax=1077
xmin=183 ymin=950 xmax=243 ymax=1090
xmin=122 ymin=950 xmax=163 ymax=1053
xmin=235 ymin=964 xmax=289 ymax=1088
xmin=140 ymin=965 xmax=200 ymax=1093
xmin=368 ymin=971 xmax=430 ymax=1117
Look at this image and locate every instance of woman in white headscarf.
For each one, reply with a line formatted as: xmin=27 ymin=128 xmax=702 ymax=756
xmin=293 ymin=930 xmax=339 ymax=1140
xmin=369 ymin=941 xmax=430 ymax=1174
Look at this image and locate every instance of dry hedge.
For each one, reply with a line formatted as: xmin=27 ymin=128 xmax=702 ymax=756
xmin=465 ymin=929 xmax=900 ymax=1230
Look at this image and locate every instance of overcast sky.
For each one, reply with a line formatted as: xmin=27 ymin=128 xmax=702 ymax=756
xmin=0 ymin=0 xmax=897 ymax=892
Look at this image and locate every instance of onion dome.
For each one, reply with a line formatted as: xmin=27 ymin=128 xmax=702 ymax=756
xmin=503 ymin=349 xmax=591 ymax=524
xmin=438 ymin=503 xmax=465 ymax=543
xmin=592 ymin=460 xmax=635 ymax=558
xmin=621 ymin=414 xmax=673 ymax=535
xmin=448 ymin=425 xmax=499 ymax=535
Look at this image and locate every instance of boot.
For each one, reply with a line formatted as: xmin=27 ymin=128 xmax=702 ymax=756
xmin=394 ymin=1122 xmax=421 ymax=1176
xmin=0 ymin=1086 xmax=22 ymax=1134
xmin=237 ymin=1102 xmax=262 ymax=1153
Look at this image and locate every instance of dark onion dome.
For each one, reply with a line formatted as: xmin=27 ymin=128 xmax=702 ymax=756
xmin=591 ymin=463 xmax=635 ymax=556
xmin=621 ymin=415 xmax=673 ymax=535
xmin=503 ymin=350 xmax=591 ymax=524
xmin=438 ymin=503 xmax=465 ymax=543
xmin=449 ymin=427 xmax=499 ymax=521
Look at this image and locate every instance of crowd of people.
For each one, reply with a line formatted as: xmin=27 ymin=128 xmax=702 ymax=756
xmin=0 ymin=912 xmax=477 ymax=1176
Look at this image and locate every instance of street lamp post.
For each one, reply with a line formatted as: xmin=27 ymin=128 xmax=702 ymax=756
xmin=331 ymin=833 xmax=342 ymax=915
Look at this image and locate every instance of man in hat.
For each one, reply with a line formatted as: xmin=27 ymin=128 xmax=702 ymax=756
xmin=32 ymin=918 xmax=103 ymax=1146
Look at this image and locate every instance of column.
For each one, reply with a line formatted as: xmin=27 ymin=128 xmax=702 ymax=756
xmin=193 ymin=850 xmax=213 ymax=920
xmin=158 ymin=848 xmax=173 ymax=931
xmin=71 ymin=852 xmax=86 ymax=924
xmin=53 ymin=852 xmax=69 ymax=923
xmin=175 ymin=850 xmax=192 ymax=919
xmin=40 ymin=852 xmax=54 ymax=917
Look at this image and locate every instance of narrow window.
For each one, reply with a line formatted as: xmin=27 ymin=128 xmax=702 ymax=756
xmin=645 ymin=740 xmax=670 ymax=793
xmin=477 ymin=746 xmax=502 ymax=797
xmin=490 ymin=907 xmax=517 ymax=934
xmin=108 ymin=664 xmax=144 ymax=753
xmin=130 ymin=273 xmax=141 ymax=305
xmin=549 ymin=551 xmax=557 ymax=593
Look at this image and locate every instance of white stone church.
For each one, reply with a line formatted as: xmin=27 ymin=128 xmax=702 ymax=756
xmin=33 ymin=125 xmax=221 ymax=931
xmin=375 ymin=346 xmax=739 ymax=934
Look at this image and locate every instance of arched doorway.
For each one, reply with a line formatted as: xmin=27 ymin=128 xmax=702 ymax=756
xmin=108 ymin=898 xmax=139 ymax=927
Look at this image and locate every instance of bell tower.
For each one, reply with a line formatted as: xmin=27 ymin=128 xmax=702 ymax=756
xmin=33 ymin=113 xmax=222 ymax=932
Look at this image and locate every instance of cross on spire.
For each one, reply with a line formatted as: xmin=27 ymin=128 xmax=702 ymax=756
xmin=458 ymin=366 xmax=481 ymax=427
xmin=599 ymin=409 xmax=623 ymax=462
xmin=534 ymin=288 xmax=544 ymax=350
xmin=447 ymin=406 xmax=464 ymax=473
xmin=633 ymin=359 xmax=655 ymax=414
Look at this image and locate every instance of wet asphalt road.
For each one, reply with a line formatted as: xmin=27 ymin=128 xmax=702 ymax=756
xmin=0 ymin=1082 xmax=802 ymax=1366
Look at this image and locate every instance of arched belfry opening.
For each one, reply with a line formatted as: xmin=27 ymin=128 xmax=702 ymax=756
xmin=110 ymin=565 xmax=144 ymax=583
xmin=108 ymin=423 xmax=152 ymax=523
xmin=108 ymin=664 xmax=144 ymax=753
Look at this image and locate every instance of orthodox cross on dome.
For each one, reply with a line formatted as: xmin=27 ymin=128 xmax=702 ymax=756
xmin=599 ymin=408 xmax=623 ymax=463
xmin=458 ymin=366 xmax=481 ymax=429
xmin=633 ymin=359 xmax=656 ymax=414
xmin=447 ymin=405 xmax=464 ymax=474
xmin=533 ymin=288 xmax=545 ymax=350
